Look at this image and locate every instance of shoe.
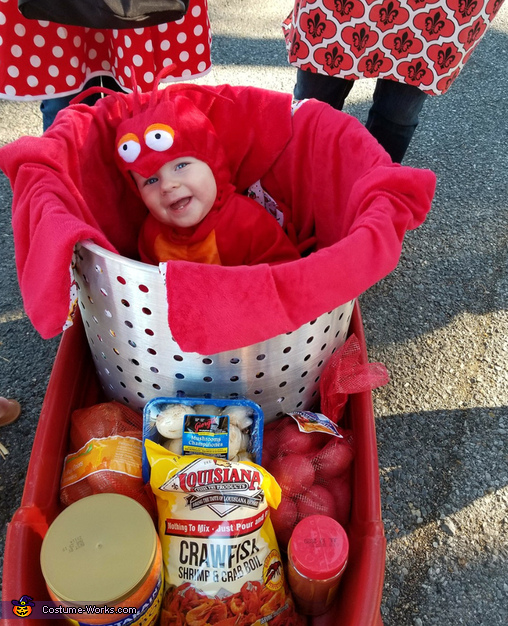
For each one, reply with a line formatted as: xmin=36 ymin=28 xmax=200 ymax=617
xmin=0 ymin=398 xmax=21 ymax=427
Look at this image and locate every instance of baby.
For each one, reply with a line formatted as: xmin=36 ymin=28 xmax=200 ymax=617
xmin=115 ymin=93 xmax=300 ymax=266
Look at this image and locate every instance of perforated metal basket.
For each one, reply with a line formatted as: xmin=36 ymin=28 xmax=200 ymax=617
xmin=73 ymin=241 xmax=354 ymax=423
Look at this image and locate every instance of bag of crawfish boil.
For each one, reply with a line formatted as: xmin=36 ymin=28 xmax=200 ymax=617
xmin=145 ymin=439 xmax=303 ymax=626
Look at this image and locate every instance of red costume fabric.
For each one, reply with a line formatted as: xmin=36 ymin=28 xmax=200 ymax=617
xmin=0 ymin=83 xmax=436 ymax=354
xmin=138 ymin=196 xmax=301 ymax=266
xmin=112 ymin=84 xmax=300 ymax=266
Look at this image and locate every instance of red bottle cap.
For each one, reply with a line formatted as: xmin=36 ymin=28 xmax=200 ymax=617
xmin=289 ymin=515 xmax=349 ymax=580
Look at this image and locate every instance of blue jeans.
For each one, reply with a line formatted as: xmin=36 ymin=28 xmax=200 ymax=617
xmin=294 ymin=70 xmax=428 ymax=163
xmin=40 ymin=75 xmax=124 ymax=132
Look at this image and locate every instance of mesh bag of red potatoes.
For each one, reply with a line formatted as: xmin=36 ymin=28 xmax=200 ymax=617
xmin=262 ymin=412 xmax=354 ymax=549
xmin=60 ymin=401 xmax=156 ymax=517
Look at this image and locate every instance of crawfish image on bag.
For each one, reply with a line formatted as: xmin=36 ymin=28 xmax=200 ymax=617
xmin=145 ymin=440 xmax=302 ymax=625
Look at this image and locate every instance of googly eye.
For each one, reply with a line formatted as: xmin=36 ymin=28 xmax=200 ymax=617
xmin=144 ymin=124 xmax=175 ymax=152
xmin=117 ymin=133 xmax=141 ymax=163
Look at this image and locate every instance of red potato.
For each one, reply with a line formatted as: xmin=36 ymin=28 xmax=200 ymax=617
xmin=313 ymin=437 xmax=355 ymax=482
xmin=261 ymin=432 xmax=280 ymax=468
xmin=328 ymin=476 xmax=352 ymax=527
xmin=270 ymin=497 xmax=298 ymax=549
xmin=261 ymin=418 xmax=290 ymax=467
xmin=296 ymin=483 xmax=337 ymax=519
xmin=269 ymin=453 xmax=315 ymax=497
xmin=277 ymin=420 xmax=331 ymax=456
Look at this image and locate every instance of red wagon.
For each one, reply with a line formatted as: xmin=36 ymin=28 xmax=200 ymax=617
xmin=1 ymin=301 xmax=385 ymax=626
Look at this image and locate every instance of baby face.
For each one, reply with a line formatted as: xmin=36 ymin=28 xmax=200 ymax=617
xmin=132 ymin=157 xmax=217 ymax=229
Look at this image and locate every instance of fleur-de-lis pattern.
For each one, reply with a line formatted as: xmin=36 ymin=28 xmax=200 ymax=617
xmin=283 ymin=0 xmax=504 ymax=95
xmin=394 ymin=30 xmax=415 ymax=54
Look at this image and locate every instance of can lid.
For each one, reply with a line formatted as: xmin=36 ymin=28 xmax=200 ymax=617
xmin=40 ymin=494 xmax=156 ymax=604
xmin=289 ymin=515 xmax=349 ymax=580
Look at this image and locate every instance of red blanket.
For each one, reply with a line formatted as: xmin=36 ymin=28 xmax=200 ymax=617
xmin=0 ymin=85 xmax=436 ymax=354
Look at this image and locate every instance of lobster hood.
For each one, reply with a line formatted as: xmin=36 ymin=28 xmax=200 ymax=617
xmin=115 ymin=92 xmax=233 ymax=206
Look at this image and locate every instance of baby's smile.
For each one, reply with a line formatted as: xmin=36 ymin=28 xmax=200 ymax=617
xmin=169 ymin=196 xmax=191 ymax=212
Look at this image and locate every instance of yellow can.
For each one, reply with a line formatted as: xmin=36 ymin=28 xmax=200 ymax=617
xmin=40 ymin=493 xmax=163 ymax=626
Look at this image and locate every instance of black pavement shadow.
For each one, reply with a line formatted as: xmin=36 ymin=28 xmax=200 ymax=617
xmin=376 ymin=404 xmax=508 ymax=624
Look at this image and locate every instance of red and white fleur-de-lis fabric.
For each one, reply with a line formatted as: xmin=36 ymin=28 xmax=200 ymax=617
xmin=283 ymin=0 xmax=505 ymax=95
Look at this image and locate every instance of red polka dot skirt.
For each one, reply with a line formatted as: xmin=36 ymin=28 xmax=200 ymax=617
xmin=0 ymin=0 xmax=211 ymax=99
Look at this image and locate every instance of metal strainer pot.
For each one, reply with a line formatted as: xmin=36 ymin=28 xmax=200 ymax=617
xmin=73 ymin=241 xmax=354 ymax=422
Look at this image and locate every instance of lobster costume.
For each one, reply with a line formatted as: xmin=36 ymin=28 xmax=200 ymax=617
xmin=112 ymin=88 xmax=300 ymax=266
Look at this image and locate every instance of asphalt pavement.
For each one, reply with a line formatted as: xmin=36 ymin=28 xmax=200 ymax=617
xmin=1 ymin=2 xmax=507 ymax=625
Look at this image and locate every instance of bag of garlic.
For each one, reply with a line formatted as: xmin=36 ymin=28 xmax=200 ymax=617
xmin=145 ymin=439 xmax=303 ymax=626
xmin=142 ymin=397 xmax=264 ymax=482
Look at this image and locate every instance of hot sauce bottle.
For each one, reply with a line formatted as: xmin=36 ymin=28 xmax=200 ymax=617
xmin=287 ymin=514 xmax=349 ymax=616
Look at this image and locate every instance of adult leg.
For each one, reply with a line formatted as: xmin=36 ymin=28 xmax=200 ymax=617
xmin=40 ymin=94 xmax=76 ymax=132
xmin=40 ymin=76 xmax=103 ymax=131
xmin=294 ymin=69 xmax=354 ymax=110
xmin=40 ymin=75 xmax=124 ymax=131
xmin=100 ymin=75 xmax=125 ymax=93
xmin=365 ymin=79 xmax=428 ymax=163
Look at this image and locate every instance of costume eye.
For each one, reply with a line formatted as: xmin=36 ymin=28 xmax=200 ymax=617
xmin=117 ymin=133 xmax=141 ymax=163
xmin=144 ymin=124 xmax=175 ymax=152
